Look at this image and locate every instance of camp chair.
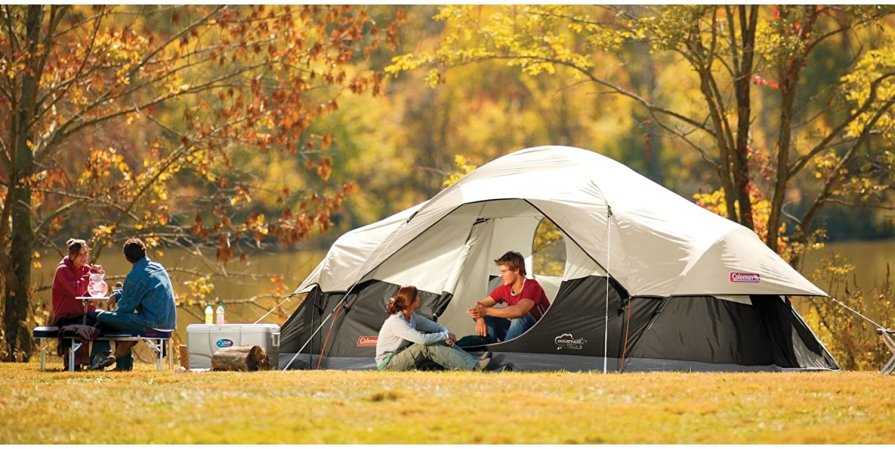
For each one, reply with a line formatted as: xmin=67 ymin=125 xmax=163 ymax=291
xmin=878 ymin=328 xmax=895 ymax=376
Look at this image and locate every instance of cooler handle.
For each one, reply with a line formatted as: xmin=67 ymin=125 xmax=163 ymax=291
xmin=272 ymin=331 xmax=280 ymax=348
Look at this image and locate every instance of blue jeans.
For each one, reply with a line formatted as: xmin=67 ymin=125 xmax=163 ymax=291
xmin=89 ymin=310 xmax=156 ymax=370
xmin=384 ymin=343 xmax=480 ymax=371
xmin=485 ymin=313 xmax=537 ymax=342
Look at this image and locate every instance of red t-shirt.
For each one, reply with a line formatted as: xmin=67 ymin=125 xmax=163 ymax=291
xmin=51 ymin=256 xmax=97 ymax=324
xmin=488 ymin=278 xmax=550 ymax=321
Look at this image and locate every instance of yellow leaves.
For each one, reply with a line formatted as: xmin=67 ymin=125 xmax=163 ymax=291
xmin=841 ymin=44 xmax=895 ymax=138
xmin=244 ymin=213 xmax=268 ymax=247
xmin=182 ymin=275 xmax=216 ymax=306
xmin=2 ymin=5 xmax=393 ymax=263
xmin=442 ymin=154 xmax=478 ymax=187
xmin=812 ymin=151 xmax=841 ymax=181
xmin=31 ymin=251 xmax=42 ymax=269
xmin=168 ymin=83 xmax=192 ymax=95
xmin=230 ymin=186 xmax=252 ymax=206
xmin=93 ymin=225 xmax=116 ymax=239
xmin=143 ymin=236 xmax=161 ymax=249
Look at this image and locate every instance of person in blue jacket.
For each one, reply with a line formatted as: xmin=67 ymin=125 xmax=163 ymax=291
xmin=88 ymin=238 xmax=176 ymax=371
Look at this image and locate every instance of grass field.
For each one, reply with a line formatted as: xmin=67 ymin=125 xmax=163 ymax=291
xmin=1 ymin=361 xmax=893 ymax=444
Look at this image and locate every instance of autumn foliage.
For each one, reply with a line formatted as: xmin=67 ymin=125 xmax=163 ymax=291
xmin=0 ymin=5 xmax=402 ymax=360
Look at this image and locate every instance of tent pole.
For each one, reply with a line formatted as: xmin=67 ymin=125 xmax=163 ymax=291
xmin=253 ymin=292 xmax=298 ymax=324
xmin=281 ymin=285 xmax=357 ymax=371
xmin=604 ymin=205 xmax=612 ymax=375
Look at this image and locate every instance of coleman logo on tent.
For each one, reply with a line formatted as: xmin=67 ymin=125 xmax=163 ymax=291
xmin=555 ymin=333 xmax=587 ymax=350
xmin=730 ymin=272 xmax=761 ymax=283
xmin=356 ymin=336 xmax=378 ymax=347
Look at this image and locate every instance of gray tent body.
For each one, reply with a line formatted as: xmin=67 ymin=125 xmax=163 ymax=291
xmin=279 ymin=146 xmax=838 ymax=372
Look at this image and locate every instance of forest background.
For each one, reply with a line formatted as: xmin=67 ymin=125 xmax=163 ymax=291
xmin=1 ymin=5 xmax=894 ymax=369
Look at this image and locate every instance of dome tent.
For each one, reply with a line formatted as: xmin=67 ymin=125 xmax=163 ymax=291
xmin=279 ymin=146 xmax=838 ymax=372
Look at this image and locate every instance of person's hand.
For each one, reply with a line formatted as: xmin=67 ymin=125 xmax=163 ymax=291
xmin=92 ymin=264 xmax=104 ymax=274
xmin=444 ymin=336 xmax=455 ymax=346
xmin=467 ymin=303 xmax=485 ymax=319
xmin=475 ymin=318 xmax=487 ymax=337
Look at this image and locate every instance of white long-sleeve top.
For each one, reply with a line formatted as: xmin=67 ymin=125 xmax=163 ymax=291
xmin=375 ymin=311 xmax=449 ymax=368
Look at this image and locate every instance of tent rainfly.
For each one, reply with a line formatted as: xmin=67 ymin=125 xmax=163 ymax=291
xmin=279 ymin=146 xmax=838 ymax=372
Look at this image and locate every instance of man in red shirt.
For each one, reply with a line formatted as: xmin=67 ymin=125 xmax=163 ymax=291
xmin=466 ymin=251 xmax=550 ymax=342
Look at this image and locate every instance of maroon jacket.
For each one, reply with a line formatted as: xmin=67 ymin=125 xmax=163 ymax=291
xmin=51 ymin=256 xmax=98 ymax=324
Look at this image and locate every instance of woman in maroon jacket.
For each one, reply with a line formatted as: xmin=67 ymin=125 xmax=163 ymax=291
xmin=52 ymin=238 xmax=103 ymax=370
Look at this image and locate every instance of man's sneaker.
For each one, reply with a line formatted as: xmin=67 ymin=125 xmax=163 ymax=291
xmin=499 ymin=363 xmax=514 ymax=372
xmin=476 ymin=357 xmax=492 ymax=371
xmin=479 ymin=351 xmax=492 ymax=360
xmin=88 ymin=355 xmax=115 ymax=371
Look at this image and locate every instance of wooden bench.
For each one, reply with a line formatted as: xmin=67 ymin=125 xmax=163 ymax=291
xmin=33 ymin=326 xmax=174 ymax=371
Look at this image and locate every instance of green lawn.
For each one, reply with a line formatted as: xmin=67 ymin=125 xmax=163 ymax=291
xmin=2 ymin=361 xmax=893 ymax=444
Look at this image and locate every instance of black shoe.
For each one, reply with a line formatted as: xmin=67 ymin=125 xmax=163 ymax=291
xmin=88 ymin=355 xmax=115 ymax=371
xmin=492 ymin=363 xmax=514 ymax=372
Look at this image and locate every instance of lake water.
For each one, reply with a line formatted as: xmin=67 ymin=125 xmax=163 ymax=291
xmin=800 ymin=238 xmax=895 ymax=290
xmin=33 ymin=247 xmax=325 ymax=327
xmin=32 ymin=238 xmax=894 ymax=333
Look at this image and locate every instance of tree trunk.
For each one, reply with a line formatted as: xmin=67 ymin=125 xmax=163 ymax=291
xmin=211 ymin=345 xmax=270 ymax=371
xmin=768 ymin=7 xmax=818 ymax=253
xmin=3 ymin=5 xmax=43 ymax=362
xmin=730 ymin=5 xmax=758 ymax=232
xmin=638 ymin=40 xmax=663 ymax=184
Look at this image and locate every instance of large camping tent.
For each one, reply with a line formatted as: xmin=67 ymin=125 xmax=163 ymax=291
xmin=280 ymin=146 xmax=838 ymax=372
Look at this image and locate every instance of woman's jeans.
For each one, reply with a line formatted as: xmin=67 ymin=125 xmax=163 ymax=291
xmin=385 ymin=343 xmax=480 ymax=371
xmin=485 ymin=313 xmax=537 ymax=342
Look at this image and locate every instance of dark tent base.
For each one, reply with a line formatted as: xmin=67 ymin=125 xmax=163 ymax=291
xmin=279 ymin=276 xmax=839 ymax=372
xmin=278 ymin=352 xmax=837 ymax=372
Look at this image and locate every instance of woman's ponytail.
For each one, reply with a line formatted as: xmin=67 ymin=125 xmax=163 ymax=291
xmin=387 ymin=285 xmax=419 ymax=314
xmin=386 ymin=297 xmax=398 ymax=315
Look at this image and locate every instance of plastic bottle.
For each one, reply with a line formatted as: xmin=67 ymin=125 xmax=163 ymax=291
xmin=215 ymin=302 xmax=225 ymax=325
xmin=204 ymin=303 xmax=214 ymax=325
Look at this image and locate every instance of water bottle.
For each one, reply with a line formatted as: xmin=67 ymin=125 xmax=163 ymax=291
xmin=87 ymin=272 xmax=108 ymax=297
xmin=204 ymin=304 xmax=213 ymax=325
xmin=215 ymin=302 xmax=225 ymax=325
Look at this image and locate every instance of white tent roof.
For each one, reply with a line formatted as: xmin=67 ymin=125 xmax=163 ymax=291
xmin=297 ymin=146 xmax=826 ymax=298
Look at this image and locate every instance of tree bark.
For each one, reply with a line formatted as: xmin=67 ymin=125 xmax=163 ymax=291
xmin=767 ymin=7 xmax=816 ymax=252
xmin=3 ymin=5 xmax=42 ymax=362
xmin=211 ymin=345 xmax=270 ymax=371
xmin=730 ymin=5 xmax=758 ymax=231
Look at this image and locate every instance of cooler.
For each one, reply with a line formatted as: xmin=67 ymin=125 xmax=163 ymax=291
xmin=187 ymin=323 xmax=280 ymax=370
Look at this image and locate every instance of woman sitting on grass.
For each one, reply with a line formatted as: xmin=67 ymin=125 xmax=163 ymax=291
xmin=375 ymin=285 xmax=491 ymax=371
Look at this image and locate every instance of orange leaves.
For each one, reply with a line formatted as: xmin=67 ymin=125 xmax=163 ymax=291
xmin=752 ymin=74 xmax=780 ymax=90
xmin=191 ymin=212 xmax=208 ymax=239
xmin=216 ymin=233 xmax=233 ymax=264
xmin=2 ymin=5 xmax=393 ymax=280
xmin=269 ymin=274 xmax=286 ymax=296
xmin=316 ymin=157 xmax=333 ymax=181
